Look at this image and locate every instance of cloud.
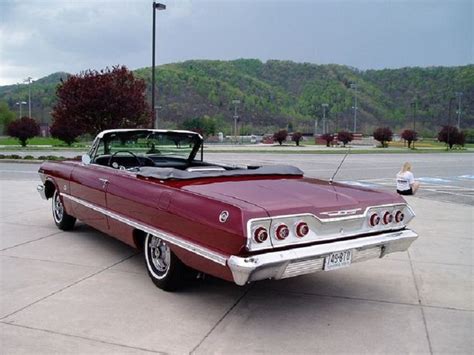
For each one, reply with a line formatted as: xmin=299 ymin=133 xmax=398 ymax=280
xmin=0 ymin=0 xmax=472 ymax=85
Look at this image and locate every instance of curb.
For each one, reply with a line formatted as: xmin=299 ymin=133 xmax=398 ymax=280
xmin=0 ymin=159 xmax=44 ymax=164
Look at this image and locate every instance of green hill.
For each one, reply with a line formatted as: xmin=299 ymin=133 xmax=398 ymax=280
xmin=1 ymin=60 xmax=472 ymax=135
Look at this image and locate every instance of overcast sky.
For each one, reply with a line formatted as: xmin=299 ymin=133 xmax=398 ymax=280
xmin=0 ymin=0 xmax=472 ymax=85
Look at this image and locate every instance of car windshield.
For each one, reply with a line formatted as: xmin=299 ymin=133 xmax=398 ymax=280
xmin=95 ymin=130 xmax=201 ymax=161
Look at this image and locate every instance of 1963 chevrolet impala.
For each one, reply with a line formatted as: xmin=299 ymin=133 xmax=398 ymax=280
xmin=37 ymin=129 xmax=418 ymax=291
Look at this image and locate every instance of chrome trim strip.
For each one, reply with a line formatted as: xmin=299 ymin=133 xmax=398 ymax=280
xmin=229 ymin=229 xmax=418 ymax=285
xmin=61 ymin=193 xmax=227 ymax=266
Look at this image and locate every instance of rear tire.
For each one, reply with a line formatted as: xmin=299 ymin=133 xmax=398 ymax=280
xmin=52 ymin=190 xmax=76 ymax=231
xmin=144 ymin=233 xmax=190 ymax=291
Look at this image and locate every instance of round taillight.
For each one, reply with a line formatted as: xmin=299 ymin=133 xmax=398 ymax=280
xmin=275 ymin=224 xmax=290 ymax=240
xmin=383 ymin=211 xmax=393 ymax=224
xmin=296 ymin=222 xmax=309 ymax=238
xmin=369 ymin=213 xmax=380 ymax=227
xmin=395 ymin=210 xmax=405 ymax=223
xmin=254 ymin=227 xmax=268 ymax=243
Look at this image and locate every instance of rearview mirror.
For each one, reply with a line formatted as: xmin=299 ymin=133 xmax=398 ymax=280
xmin=81 ymin=154 xmax=91 ymax=165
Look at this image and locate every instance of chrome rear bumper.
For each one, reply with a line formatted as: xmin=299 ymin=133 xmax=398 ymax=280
xmin=228 ymin=229 xmax=418 ymax=285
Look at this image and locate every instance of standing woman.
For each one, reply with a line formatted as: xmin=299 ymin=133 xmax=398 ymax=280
xmin=396 ymin=162 xmax=420 ymax=195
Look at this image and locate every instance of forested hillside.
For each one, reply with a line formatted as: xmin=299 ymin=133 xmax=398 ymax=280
xmin=1 ymin=60 xmax=472 ymax=135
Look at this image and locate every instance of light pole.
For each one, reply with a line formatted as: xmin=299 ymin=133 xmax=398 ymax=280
xmin=154 ymin=105 xmax=162 ymax=128
xmin=411 ymin=99 xmax=417 ymax=149
xmin=350 ymin=83 xmax=358 ymax=133
xmin=15 ymin=101 xmax=27 ymax=118
xmin=455 ymin=92 xmax=463 ymax=129
xmin=232 ymin=99 xmax=240 ymax=144
xmin=152 ymin=2 xmax=166 ymax=129
xmin=24 ymin=77 xmax=33 ymax=118
xmin=321 ymin=103 xmax=328 ymax=134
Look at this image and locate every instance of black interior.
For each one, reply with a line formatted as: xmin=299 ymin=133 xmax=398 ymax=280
xmin=93 ymin=154 xmax=233 ymax=171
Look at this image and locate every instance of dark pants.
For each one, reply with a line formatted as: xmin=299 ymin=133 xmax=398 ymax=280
xmin=397 ymin=188 xmax=413 ymax=195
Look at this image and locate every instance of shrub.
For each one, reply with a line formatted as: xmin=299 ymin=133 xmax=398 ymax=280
xmin=438 ymin=125 xmax=465 ymax=149
xmin=291 ymin=132 xmax=303 ymax=146
xmin=273 ymin=129 xmax=288 ymax=145
xmin=337 ymin=131 xmax=353 ymax=147
xmin=373 ymin=127 xmax=393 ymax=148
xmin=321 ymin=133 xmax=334 ymax=147
xmin=23 ymin=155 xmax=35 ymax=160
xmin=6 ymin=117 xmax=40 ymax=147
xmin=401 ymin=129 xmax=418 ymax=148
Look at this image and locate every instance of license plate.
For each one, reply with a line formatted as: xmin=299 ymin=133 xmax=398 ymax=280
xmin=324 ymin=250 xmax=352 ymax=271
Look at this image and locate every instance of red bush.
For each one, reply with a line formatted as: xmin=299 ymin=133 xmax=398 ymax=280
xmin=273 ymin=129 xmax=288 ymax=145
xmin=337 ymin=131 xmax=353 ymax=147
xmin=321 ymin=133 xmax=334 ymax=147
xmin=7 ymin=117 xmax=40 ymax=147
xmin=401 ymin=129 xmax=418 ymax=148
xmin=373 ymin=127 xmax=393 ymax=148
xmin=438 ymin=125 xmax=465 ymax=149
xmin=291 ymin=132 xmax=303 ymax=146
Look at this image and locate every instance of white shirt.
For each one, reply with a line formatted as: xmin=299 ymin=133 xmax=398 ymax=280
xmin=396 ymin=171 xmax=415 ymax=191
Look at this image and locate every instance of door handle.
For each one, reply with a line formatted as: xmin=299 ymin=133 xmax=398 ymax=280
xmin=99 ymin=178 xmax=109 ymax=188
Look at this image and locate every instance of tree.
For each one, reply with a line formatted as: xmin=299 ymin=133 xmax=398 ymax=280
xmin=321 ymin=133 xmax=334 ymax=147
xmin=337 ymin=131 xmax=353 ymax=147
xmin=438 ymin=125 xmax=465 ymax=149
xmin=373 ymin=127 xmax=393 ymax=148
xmin=52 ymin=66 xmax=150 ymax=138
xmin=291 ymin=132 xmax=303 ymax=146
xmin=401 ymin=129 xmax=418 ymax=148
xmin=7 ymin=117 xmax=40 ymax=147
xmin=273 ymin=129 xmax=288 ymax=145
xmin=180 ymin=116 xmax=217 ymax=137
xmin=0 ymin=102 xmax=16 ymax=130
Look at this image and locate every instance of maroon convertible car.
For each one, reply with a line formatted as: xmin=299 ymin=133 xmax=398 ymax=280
xmin=38 ymin=129 xmax=418 ymax=291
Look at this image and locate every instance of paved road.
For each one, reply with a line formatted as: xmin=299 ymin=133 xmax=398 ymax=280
xmin=0 ymin=154 xmax=472 ymax=354
xmin=3 ymin=152 xmax=473 ymax=205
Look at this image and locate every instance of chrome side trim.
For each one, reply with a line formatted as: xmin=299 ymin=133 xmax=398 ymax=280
xmin=229 ymin=229 xmax=418 ymax=285
xmin=61 ymin=193 xmax=227 ymax=266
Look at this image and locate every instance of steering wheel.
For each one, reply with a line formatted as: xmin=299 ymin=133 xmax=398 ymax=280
xmin=108 ymin=150 xmax=142 ymax=169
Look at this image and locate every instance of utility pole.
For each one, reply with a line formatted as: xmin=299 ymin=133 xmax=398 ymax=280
xmin=321 ymin=103 xmax=329 ymax=134
xmin=232 ymin=100 xmax=240 ymax=144
xmin=24 ymin=77 xmax=33 ymax=117
xmin=350 ymin=84 xmax=358 ymax=133
xmin=455 ymin=92 xmax=463 ymax=129
xmin=447 ymin=97 xmax=455 ymax=149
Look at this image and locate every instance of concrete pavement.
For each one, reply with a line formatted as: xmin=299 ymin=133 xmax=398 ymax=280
xmin=0 ymin=176 xmax=473 ymax=353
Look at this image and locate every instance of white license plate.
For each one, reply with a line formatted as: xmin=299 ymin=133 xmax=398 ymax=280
xmin=324 ymin=250 xmax=352 ymax=271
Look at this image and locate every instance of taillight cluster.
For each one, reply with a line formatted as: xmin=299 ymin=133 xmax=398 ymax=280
xmin=368 ymin=210 xmax=405 ymax=227
xmin=253 ymin=221 xmax=310 ymax=243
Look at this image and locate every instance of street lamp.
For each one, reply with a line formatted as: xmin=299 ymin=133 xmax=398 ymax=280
xmin=455 ymin=92 xmax=463 ymax=129
xmin=232 ymin=99 xmax=240 ymax=144
xmin=24 ymin=76 xmax=33 ymax=118
xmin=15 ymin=101 xmax=27 ymax=118
xmin=350 ymin=83 xmax=358 ymax=133
xmin=152 ymin=2 xmax=166 ymax=129
xmin=321 ymin=103 xmax=329 ymax=134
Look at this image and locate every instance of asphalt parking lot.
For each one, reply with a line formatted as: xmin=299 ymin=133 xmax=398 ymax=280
xmin=0 ymin=154 xmax=473 ymax=354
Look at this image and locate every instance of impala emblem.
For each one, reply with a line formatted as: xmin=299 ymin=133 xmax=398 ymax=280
xmin=219 ymin=211 xmax=229 ymax=223
xmin=320 ymin=208 xmax=361 ymax=217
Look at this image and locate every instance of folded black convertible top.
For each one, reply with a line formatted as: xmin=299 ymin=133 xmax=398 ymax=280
xmin=136 ymin=165 xmax=304 ymax=180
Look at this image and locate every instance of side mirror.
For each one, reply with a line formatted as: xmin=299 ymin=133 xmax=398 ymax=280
xmin=81 ymin=154 xmax=91 ymax=165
